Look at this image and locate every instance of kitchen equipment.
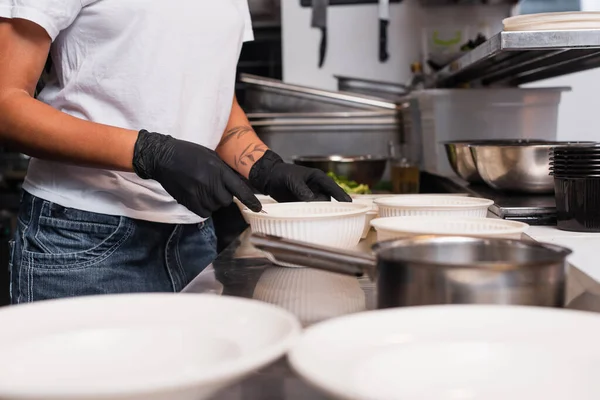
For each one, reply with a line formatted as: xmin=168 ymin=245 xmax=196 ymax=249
xmin=550 ymin=143 xmax=600 ymax=232
xmin=293 ymin=155 xmax=387 ymax=188
xmin=378 ymin=0 xmax=390 ymax=62
xmin=553 ymin=176 xmax=600 ymax=232
xmin=370 ymin=216 xmax=529 ymax=241
xmin=374 ymin=195 xmax=493 ymax=218
xmin=470 ymin=140 xmax=594 ymax=194
xmin=240 ymin=74 xmax=400 ymax=113
xmin=335 ymin=75 xmax=408 ymax=101
xmin=250 ymin=233 xmax=571 ymax=308
xmin=442 ymin=140 xmax=483 ymax=183
xmin=311 ymin=0 xmax=328 ymax=68
xmin=243 ymin=202 xmax=370 ymax=250
xmin=0 ymin=293 xmax=300 ymax=400
xmin=288 ymin=305 xmax=600 ymax=400
xmin=504 ymin=11 xmax=600 ymax=31
xmin=415 ymin=88 xmax=568 ymax=176
xmin=248 ymin=111 xmax=402 ymax=170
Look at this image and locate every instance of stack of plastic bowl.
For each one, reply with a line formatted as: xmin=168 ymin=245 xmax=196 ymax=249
xmin=550 ymin=143 xmax=600 ymax=232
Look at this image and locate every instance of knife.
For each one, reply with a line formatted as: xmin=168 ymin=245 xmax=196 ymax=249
xmin=311 ymin=0 xmax=329 ymax=68
xmin=379 ymin=0 xmax=390 ymax=63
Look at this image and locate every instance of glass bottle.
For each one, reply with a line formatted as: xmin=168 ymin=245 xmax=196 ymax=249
xmin=389 ymin=141 xmax=420 ymax=194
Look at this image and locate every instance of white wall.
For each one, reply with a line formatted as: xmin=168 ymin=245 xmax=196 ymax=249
xmin=522 ymin=0 xmax=600 ymax=142
xmin=281 ymin=0 xmax=422 ymax=90
xmin=281 ymin=0 xmax=511 ymax=91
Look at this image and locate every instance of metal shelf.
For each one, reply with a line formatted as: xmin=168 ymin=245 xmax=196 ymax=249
xmin=419 ymin=0 xmax=516 ymax=6
xmin=434 ymin=30 xmax=600 ymax=88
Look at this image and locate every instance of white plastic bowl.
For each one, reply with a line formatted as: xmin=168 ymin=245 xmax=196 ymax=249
xmin=371 ymin=216 xmax=530 ymax=241
xmin=234 ymin=195 xmax=277 ymax=223
xmin=374 ymin=195 xmax=494 ymax=218
xmin=0 ymin=294 xmax=301 ymax=400
xmin=243 ymin=202 xmax=370 ymax=249
xmin=362 ymin=211 xmax=378 ymax=239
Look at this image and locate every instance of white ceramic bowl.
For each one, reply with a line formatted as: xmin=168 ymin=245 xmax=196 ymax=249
xmin=288 ymin=305 xmax=600 ymax=400
xmin=243 ymin=202 xmax=370 ymax=249
xmin=371 ymin=216 xmax=530 ymax=241
xmin=234 ymin=195 xmax=277 ymax=223
xmin=0 ymin=294 xmax=301 ymax=400
xmin=374 ymin=195 xmax=494 ymax=218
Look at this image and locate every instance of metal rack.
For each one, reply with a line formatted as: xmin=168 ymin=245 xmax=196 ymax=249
xmin=419 ymin=0 xmax=517 ymax=6
xmin=434 ymin=30 xmax=600 ymax=88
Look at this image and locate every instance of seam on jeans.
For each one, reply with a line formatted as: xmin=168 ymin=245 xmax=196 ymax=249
xmin=164 ymin=226 xmax=180 ymax=292
xmin=23 ymin=218 xmax=133 ymax=270
xmin=28 ymin=253 xmax=33 ymax=303
xmin=33 ymin=201 xmax=54 ymax=254
xmin=19 ymin=198 xmax=35 ymax=304
xmin=174 ymin=228 xmax=186 ymax=284
xmin=39 ymin=217 xmax=119 ymax=230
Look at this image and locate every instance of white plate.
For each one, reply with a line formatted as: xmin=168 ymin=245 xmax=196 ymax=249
xmin=0 ymin=294 xmax=301 ymax=400
xmin=504 ymin=11 xmax=600 ymax=31
xmin=289 ymin=305 xmax=600 ymax=400
xmin=371 ymin=216 xmax=529 ymax=241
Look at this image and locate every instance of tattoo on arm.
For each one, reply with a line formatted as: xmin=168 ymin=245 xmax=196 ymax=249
xmin=234 ymin=143 xmax=267 ymax=168
xmin=220 ymin=125 xmax=254 ymax=146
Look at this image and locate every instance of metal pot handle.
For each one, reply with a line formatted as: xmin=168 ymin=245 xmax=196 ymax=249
xmin=249 ymin=233 xmax=376 ymax=278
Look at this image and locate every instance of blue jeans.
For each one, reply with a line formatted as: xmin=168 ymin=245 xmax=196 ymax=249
xmin=10 ymin=191 xmax=217 ymax=304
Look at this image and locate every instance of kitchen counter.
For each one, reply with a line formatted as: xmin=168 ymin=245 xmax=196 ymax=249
xmin=183 ymin=228 xmax=600 ymax=400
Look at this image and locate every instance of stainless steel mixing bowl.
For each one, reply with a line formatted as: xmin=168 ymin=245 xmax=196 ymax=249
xmin=293 ymin=155 xmax=387 ymax=187
xmin=443 ymin=141 xmax=484 ymax=183
xmin=469 ymin=140 xmax=563 ymax=194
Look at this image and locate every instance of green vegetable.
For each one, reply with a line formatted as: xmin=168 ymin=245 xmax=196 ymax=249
xmin=327 ymin=172 xmax=371 ymax=195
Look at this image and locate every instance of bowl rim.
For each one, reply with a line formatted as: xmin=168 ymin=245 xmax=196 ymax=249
xmin=242 ymin=201 xmax=371 ymax=219
xmin=373 ymin=195 xmax=494 ymax=209
xmin=0 ymin=293 xmax=302 ymax=398
xmin=292 ymin=155 xmax=388 ymax=163
xmin=370 ymin=216 xmax=529 ymax=235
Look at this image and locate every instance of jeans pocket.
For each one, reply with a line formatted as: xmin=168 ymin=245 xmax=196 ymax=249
xmin=23 ymin=202 xmax=133 ymax=270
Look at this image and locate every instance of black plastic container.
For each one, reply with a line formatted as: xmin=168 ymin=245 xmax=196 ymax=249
xmin=554 ymin=176 xmax=600 ymax=232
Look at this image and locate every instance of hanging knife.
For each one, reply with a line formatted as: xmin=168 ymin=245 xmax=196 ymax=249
xmin=311 ymin=0 xmax=329 ymax=68
xmin=379 ymin=0 xmax=390 ymax=63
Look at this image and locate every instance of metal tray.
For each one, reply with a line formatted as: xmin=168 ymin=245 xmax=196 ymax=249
xmin=434 ymin=29 xmax=600 ymax=88
xmin=335 ymin=75 xmax=408 ymax=102
xmin=240 ymin=74 xmax=400 ymax=113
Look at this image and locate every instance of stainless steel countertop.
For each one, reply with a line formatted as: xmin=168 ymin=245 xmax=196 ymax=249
xmin=182 ymin=229 xmax=600 ymax=400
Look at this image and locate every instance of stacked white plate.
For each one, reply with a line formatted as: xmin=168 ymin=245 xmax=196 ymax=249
xmin=371 ymin=216 xmax=530 ymax=241
xmin=243 ymin=202 xmax=370 ymax=249
xmin=374 ymin=195 xmax=494 ymax=218
xmin=504 ymin=12 xmax=600 ymax=31
xmin=289 ymin=305 xmax=600 ymax=400
xmin=0 ymin=294 xmax=301 ymax=400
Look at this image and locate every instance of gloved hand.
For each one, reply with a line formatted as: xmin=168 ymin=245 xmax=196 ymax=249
xmin=249 ymin=150 xmax=352 ymax=203
xmin=132 ymin=130 xmax=261 ymax=218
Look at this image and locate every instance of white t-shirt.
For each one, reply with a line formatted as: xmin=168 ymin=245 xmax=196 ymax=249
xmin=0 ymin=0 xmax=254 ymax=224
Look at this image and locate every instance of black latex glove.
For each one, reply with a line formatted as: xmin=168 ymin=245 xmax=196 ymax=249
xmin=132 ymin=130 xmax=261 ymax=218
xmin=249 ymin=150 xmax=352 ymax=203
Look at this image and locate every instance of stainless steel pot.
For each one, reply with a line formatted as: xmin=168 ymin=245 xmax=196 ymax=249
xmin=250 ymin=233 xmax=572 ymax=308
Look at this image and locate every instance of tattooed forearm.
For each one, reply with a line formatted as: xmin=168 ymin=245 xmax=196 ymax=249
xmin=219 ymin=125 xmax=254 ymax=146
xmin=234 ymin=143 xmax=267 ymax=168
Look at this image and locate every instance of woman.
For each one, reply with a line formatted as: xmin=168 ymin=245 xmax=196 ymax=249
xmin=0 ymin=0 xmax=350 ymax=303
